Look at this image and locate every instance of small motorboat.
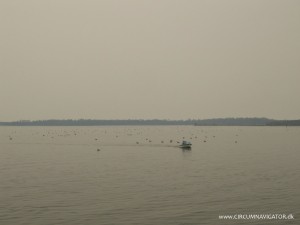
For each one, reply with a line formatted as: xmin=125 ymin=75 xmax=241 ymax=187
xmin=179 ymin=140 xmax=192 ymax=149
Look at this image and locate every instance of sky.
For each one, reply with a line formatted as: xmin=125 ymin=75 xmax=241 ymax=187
xmin=1 ymin=0 xmax=300 ymax=121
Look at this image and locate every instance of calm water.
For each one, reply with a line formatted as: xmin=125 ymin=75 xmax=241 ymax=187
xmin=0 ymin=126 xmax=299 ymax=225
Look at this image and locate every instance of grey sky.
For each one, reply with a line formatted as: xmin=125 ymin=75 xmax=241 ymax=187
xmin=1 ymin=0 xmax=299 ymax=121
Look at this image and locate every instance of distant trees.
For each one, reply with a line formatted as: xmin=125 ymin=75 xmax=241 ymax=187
xmin=266 ymin=120 xmax=300 ymax=126
xmin=1 ymin=117 xmax=298 ymax=126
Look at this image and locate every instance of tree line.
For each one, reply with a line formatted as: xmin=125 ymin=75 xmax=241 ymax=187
xmin=1 ymin=117 xmax=299 ymax=126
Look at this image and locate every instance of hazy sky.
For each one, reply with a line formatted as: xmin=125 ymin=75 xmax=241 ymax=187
xmin=1 ymin=0 xmax=299 ymax=121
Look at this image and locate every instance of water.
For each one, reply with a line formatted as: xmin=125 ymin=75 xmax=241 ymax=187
xmin=0 ymin=126 xmax=299 ymax=225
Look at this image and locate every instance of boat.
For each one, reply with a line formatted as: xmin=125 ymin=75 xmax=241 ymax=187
xmin=179 ymin=140 xmax=192 ymax=149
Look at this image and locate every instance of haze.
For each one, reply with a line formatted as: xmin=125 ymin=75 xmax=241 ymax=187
xmin=1 ymin=0 xmax=299 ymax=121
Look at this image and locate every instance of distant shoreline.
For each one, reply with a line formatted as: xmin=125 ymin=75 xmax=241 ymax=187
xmin=0 ymin=118 xmax=300 ymax=126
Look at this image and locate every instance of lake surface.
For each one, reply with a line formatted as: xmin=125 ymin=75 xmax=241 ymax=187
xmin=0 ymin=126 xmax=299 ymax=225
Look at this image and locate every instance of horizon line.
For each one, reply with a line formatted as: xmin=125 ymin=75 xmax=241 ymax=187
xmin=0 ymin=117 xmax=281 ymax=122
